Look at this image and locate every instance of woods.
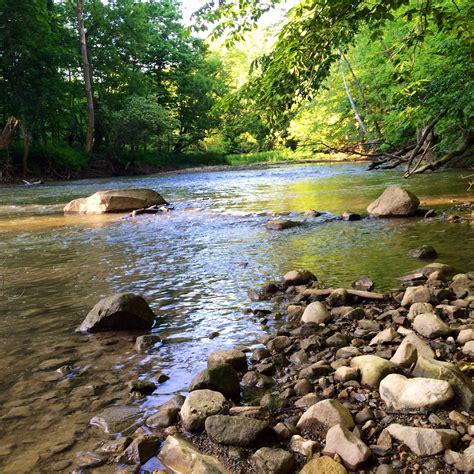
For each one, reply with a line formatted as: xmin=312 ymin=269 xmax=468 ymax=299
xmin=0 ymin=0 xmax=472 ymax=180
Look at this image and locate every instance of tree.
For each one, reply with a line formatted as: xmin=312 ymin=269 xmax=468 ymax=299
xmin=0 ymin=0 xmax=67 ymax=175
xmin=76 ymin=0 xmax=94 ymax=152
xmin=197 ymin=0 xmax=473 ymax=173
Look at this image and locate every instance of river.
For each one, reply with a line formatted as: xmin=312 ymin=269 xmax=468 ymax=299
xmin=0 ymin=163 xmax=472 ymax=471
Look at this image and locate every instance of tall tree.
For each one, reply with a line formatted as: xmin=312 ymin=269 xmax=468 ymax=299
xmin=76 ymin=0 xmax=94 ymax=152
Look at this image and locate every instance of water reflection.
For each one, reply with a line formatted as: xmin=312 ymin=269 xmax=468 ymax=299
xmin=0 ymin=163 xmax=472 ymax=470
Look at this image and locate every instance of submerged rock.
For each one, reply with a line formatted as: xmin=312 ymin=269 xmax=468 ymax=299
xmin=90 ymin=406 xmax=143 ymax=434
xmin=134 ymin=334 xmax=161 ymax=353
xmin=266 ymin=219 xmax=302 ymax=230
xmin=79 ymin=293 xmax=155 ymax=332
xmin=64 ymin=188 xmax=167 ymax=214
xmin=367 ymin=186 xmax=420 ymax=217
xmin=408 ymin=245 xmax=438 ymax=260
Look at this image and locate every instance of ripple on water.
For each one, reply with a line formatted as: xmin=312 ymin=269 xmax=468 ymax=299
xmin=0 ymin=163 xmax=472 ymax=470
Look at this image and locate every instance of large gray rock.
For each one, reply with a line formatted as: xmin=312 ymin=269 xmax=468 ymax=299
xmin=301 ymin=302 xmax=331 ymax=324
xmin=379 ymin=374 xmax=454 ymax=410
xmin=79 ymin=293 xmax=155 ymax=332
xmin=413 ymin=356 xmax=474 ymax=410
xmin=323 ymin=424 xmax=371 ymax=470
xmin=251 ymin=447 xmax=295 ymax=474
xmin=159 ymin=435 xmax=229 ymax=473
xmin=180 ymin=390 xmax=228 ymax=432
xmin=401 ymin=286 xmax=431 ymax=307
xmin=367 ymin=186 xmax=420 ymax=217
xmin=296 ymin=399 xmax=354 ymax=436
xmin=413 ymin=312 xmax=450 ymax=338
xmin=386 ymin=424 xmax=459 ymax=456
xmin=205 ymin=415 xmax=270 ymax=447
xmin=189 ymin=364 xmax=240 ymax=402
xmin=64 ymin=188 xmax=167 ymax=214
xmin=350 ymin=355 xmax=397 ymax=388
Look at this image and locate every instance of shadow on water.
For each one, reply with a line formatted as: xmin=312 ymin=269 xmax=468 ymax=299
xmin=0 ymin=163 xmax=472 ymax=470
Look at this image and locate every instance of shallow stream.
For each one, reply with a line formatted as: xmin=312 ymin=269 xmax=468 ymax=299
xmin=0 ymin=163 xmax=472 ymax=471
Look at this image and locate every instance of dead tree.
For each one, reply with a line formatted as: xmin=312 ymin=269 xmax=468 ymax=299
xmin=339 ymin=55 xmax=370 ymax=143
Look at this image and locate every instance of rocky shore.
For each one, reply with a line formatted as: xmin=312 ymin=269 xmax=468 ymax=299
xmin=77 ymin=262 xmax=474 ymax=473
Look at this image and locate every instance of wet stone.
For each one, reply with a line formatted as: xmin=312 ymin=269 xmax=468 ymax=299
xmin=90 ymin=406 xmax=143 ymax=434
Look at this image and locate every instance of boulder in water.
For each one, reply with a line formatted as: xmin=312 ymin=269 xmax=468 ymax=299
xmin=367 ymin=186 xmax=420 ymax=217
xmin=64 ymin=188 xmax=167 ymax=214
xmin=79 ymin=293 xmax=155 ymax=332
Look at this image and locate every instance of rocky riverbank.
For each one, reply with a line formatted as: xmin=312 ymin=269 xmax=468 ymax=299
xmin=75 ymin=263 xmax=474 ymax=473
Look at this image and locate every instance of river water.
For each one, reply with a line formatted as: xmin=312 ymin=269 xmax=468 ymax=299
xmin=0 ymin=163 xmax=472 ymax=471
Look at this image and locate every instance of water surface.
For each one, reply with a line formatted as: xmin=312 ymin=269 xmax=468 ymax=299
xmin=0 ymin=163 xmax=472 ymax=471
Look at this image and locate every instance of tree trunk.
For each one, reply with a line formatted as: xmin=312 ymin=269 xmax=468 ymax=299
xmin=0 ymin=117 xmax=20 ymax=150
xmin=76 ymin=0 xmax=94 ymax=152
xmin=21 ymin=123 xmax=30 ymax=177
xmin=339 ymin=56 xmax=370 ymax=142
xmin=341 ymin=53 xmax=382 ymax=139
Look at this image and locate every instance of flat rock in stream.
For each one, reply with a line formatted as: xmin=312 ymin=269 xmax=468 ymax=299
xmin=265 ymin=219 xmax=302 ymax=230
xmin=90 ymin=406 xmax=143 ymax=434
xmin=64 ymin=188 xmax=167 ymax=214
xmin=79 ymin=293 xmax=155 ymax=332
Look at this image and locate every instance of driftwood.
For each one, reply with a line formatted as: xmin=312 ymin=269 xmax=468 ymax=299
xmin=318 ymin=110 xmax=473 ymax=176
xmin=303 ymin=287 xmax=385 ymax=300
xmin=0 ymin=117 xmax=20 ymax=150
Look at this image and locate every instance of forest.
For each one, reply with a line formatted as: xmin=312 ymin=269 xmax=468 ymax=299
xmin=0 ymin=0 xmax=472 ymax=180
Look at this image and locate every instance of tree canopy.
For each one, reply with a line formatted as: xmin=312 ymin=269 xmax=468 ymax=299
xmin=0 ymin=0 xmax=472 ymax=179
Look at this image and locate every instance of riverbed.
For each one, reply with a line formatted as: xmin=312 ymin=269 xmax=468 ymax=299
xmin=0 ymin=163 xmax=472 ymax=471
